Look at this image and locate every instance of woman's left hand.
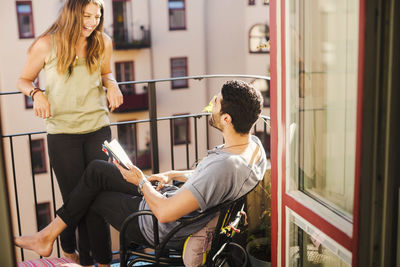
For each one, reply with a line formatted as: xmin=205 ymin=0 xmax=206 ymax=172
xmin=106 ymin=86 xmax=123 ymax=112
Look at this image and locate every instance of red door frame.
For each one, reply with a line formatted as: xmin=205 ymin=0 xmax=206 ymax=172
xmin=269 ymin=0 xmax=366 ymax=266
xmin=269 ymin=0 xmax=278 ymax=265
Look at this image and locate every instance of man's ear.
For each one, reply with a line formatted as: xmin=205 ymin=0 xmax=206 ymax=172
xmin=222 ymin=113 xmax=232 ymax=124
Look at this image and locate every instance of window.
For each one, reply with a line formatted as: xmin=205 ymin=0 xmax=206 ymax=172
xmin=24 ymin=77 xmax=39 ymax=109
xmin=248 ymin=0 xmax=255 ymax=5
xmin=168 ymin=0 xmax=186 ymax=30
xmin=112 ymin=0 xmax=132 ymax=44
xmin=170 ymin=57 xmax=188 ymax=89
xmin=249 ymin=24 xmax=270 ymax=53
xmin=117 ymin=123 xmax=151 ymax=169
xmin=173 ymin=115 xmax=190 ymax=145
xmin=287 ymin=0 xmax=359 ymax=218
xmin=36 ymin=202 xmax=51 ymax=231
xmin=16 ymin=1 xmax=35 ymax=38
xmin=288 ymin=210 xmax=351 ymax=266
xmin=118 ymin=123 xmax=137 ymax=162
xmin=31 ymin=139 xmax=46 ymax=174
xmin=115 ymin=61 xmax=135 ymax=95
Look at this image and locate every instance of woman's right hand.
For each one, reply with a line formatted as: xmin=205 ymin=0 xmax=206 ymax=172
xmin=33 ymin=92 xmax=51 ymax=119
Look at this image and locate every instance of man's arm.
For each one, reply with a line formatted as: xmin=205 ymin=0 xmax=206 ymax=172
xmin=141 ymin=184 xmax=199 ymax=223
xmin=114 ymin=161 xmax=199 ymax=223
xmin=147 ymin=170 xmax=194 ymax=190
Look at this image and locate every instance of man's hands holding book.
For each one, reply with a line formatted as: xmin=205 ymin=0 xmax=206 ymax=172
xmin=103 ymin=139 xmax=184 ymax=191
xmin=113 ymin=160 xmax=146 ymax=186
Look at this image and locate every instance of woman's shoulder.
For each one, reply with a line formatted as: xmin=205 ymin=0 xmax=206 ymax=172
xmin=101 ymin=32 xmax=113 ymax=54
xmin=28 ymin=35 xmax=52 ymax=61
xmin=30 ymin=35 xmax=52 ymax=54
xmin=102 ymin=32 xmax=112 ymax=44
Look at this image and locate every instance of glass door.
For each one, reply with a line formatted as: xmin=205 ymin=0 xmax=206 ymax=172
xmin=273 ymin=0 xmax=363 ymax=266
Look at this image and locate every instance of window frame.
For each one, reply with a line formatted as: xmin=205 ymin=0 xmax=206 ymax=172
xmin=170 ymin=57 xmax=188 ymax=89
xmin=16 ymin=1 xmax=35 ymax=39
xmin=168 ymin=0 xmax=186 ymax=30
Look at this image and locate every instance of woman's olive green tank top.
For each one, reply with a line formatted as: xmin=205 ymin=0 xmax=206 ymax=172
xmin=43 ymin=35 xmax=109 ymax=134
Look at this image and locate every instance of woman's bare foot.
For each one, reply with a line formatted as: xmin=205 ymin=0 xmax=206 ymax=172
xmin=14 ymin=232 xmax=53 ymax=257
xmin=63 ymin=251 xmax=79 ymax=263
xmin=14 ymin=216 xmax=67 ymax=257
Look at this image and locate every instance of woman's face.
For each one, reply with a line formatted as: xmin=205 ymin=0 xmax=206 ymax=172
xmin=81 ymin=3 xmax=101 ymax=38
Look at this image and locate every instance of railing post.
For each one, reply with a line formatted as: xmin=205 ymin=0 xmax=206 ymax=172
xmin=148 ymin=82 xmax=159 ymax=173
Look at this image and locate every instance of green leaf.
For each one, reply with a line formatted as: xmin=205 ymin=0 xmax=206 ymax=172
xmin=202 ymin=95 xmax=216 ymax=113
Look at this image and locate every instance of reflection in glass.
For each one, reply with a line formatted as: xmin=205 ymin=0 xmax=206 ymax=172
xmin=287 ymin=0 xmax=359 ymax=218
xmin=288 ymin=211 xmax=351 ymax=267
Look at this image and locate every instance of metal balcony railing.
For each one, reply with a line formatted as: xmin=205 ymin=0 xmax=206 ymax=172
xmin=0 ymin=74 xmax=270 ymax=261
xmin=113 ymin=27 xmax=151 ymax=50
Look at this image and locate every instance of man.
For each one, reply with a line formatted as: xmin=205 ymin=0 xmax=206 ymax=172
xmin=15 ymin=80 xmax=267 ymax=258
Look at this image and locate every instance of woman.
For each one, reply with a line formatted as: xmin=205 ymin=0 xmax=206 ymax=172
xmin=17 ymin=0 xmax=123 ymax=266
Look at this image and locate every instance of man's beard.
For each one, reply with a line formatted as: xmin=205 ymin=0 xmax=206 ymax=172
xmin=209 ymin=113 xmax=222 ymax=132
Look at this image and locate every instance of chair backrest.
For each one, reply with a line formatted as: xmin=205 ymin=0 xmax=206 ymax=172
xmin=205 ymin=192 xmax=249 ymax=265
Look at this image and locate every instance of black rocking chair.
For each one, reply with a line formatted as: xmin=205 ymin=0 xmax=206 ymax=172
xmin=119 ymin=188 xmax=255 ymax=267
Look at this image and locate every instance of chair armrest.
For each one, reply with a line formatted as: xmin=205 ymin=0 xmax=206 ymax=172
xmin=119 ymin=209 xmax=160 ymax=267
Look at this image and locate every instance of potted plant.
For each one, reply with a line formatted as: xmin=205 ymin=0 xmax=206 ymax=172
xmin=246 ymin=169 xmax=271 ymax=267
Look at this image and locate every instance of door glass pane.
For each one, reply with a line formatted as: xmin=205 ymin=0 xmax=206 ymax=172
xmin=112 ymin=1 xmax=127 ymax=42
xmin=287 ymin=0 xmax=359 ymax=218
xmin=288 ymin=210 xmax=351 ymax=267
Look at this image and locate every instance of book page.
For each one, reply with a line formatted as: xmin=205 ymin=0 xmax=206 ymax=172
xmin=104 ymin=139 xmax=133 ymax=169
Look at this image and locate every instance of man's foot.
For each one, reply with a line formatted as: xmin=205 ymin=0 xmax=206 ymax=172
xmin=14 ymin=233 xmax=53 ymax=257
xmin=63 ymin=251 xmax=79 ymax=264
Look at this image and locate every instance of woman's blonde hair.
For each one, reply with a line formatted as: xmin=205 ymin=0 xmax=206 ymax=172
xmin=34 ymin=0 xmax=105 ymax=75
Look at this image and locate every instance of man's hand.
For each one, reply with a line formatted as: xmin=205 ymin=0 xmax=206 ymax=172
xmin=147 ymin=173 xmax=170 ymax=191
xmin=113 ymin=160 xmax=145 ymax=186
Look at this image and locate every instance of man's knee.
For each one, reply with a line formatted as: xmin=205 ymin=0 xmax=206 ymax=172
xmin=84 ymin=160 xmax=110 ymax=182
xmin=87 ymin=159 xmax=108 ymax=172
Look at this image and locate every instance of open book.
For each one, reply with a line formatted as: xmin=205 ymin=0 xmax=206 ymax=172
xmin=102 ymin=139 xmax=133 ymax=170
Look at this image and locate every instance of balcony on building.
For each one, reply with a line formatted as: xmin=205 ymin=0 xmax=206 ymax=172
xmin=113 ymin=90 xmax=149 ymax=112
xmin=113 ymin=79 xmax=149 ymax=112
xmin=112 ymin=25 xmax=151 ymax=50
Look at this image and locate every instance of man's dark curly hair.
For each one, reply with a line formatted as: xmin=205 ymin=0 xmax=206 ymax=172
xmin=220 ymin=80 xmax=263 ymax=134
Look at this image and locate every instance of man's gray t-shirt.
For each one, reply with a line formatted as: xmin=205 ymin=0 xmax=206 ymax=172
xmin=138 ymin=135 xmax=267 ymax=247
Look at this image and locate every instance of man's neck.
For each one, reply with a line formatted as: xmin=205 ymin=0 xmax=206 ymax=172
xmin=222 ymin=131 xmax=251 ymax=148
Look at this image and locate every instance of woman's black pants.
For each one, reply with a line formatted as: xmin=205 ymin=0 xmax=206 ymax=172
xmin=47 ymin=126 xmax=112 ymax=265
